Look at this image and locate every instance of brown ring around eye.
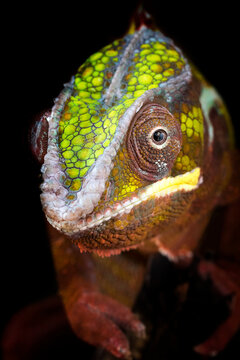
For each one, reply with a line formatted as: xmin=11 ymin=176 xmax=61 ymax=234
xmin=126 ymin=103 xmax=182 ymax=181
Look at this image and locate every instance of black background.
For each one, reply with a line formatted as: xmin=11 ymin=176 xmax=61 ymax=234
xmin=2 ymin=0 xmax=239 ymax=359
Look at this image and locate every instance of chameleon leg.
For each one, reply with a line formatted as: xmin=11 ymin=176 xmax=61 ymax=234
xmin=49 ymin=226 xmax=146 ymax=359
xmin=1 ymin=277 xmax=145 ymax=360
xmin=194 ymin=259 xmax=240 ymax=356
xmin=194 ymin=199 xmax=240 ymax=355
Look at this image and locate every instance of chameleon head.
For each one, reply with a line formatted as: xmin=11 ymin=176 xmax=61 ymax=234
xmin=40 ymin=25 xmax=206 ymax=255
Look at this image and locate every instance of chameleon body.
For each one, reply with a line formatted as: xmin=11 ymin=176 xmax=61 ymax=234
xmin=31 ymin=13 xmax=240 ymax=359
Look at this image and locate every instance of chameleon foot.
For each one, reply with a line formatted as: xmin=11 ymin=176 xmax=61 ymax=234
xmin=66 ymin=291 xmax=146 ymax=359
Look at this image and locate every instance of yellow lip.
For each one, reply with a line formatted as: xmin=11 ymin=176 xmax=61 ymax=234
xmin=140 ymin=167 xmax=201 ymax=200
xmin=80 ymin=167 xmax=201 ymax=231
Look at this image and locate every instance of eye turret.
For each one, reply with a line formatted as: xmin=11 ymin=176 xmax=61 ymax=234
xmin=127 ymin=103 xmax=182 ymax=181
xmin=30 ymin=110 xmax=50 ymax=164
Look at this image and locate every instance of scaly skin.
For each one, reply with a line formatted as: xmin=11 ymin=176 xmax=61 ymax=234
xmin=24 ymin=11 xmax=240 ymax=359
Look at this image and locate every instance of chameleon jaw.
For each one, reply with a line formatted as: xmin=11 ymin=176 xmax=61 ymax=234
xmin=60 ymin=167 xmax=201 ymax=235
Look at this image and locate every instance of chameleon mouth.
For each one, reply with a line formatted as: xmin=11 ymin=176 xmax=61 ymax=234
xmin=78 ymin=167 xmax=201 ymax=231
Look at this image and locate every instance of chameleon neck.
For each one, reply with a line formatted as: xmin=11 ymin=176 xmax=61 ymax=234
xmin=92 ymin=251 xmax=148 ymax=308
xmin=48 ymin=224 xmax=148 ymax=309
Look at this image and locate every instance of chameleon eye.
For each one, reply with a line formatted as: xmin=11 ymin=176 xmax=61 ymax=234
xmin=127 ymin=103 xmax=182 ymax=181
xmin=30 ymin=110 xmax=50 ymax=164
xmin=150 ymin=128 xmax=168 ymax=147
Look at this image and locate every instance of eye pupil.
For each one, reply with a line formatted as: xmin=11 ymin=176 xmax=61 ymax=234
xmin=153 ymin=129 xmax=166 ymax=143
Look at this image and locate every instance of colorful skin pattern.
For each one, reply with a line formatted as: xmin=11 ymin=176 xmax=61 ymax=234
xmin=23 ymin=12 xmax=240 ymax=359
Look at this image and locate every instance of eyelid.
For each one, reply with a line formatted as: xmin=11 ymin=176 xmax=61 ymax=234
xmin=147 ymin=126 xmax=170 ymax=149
